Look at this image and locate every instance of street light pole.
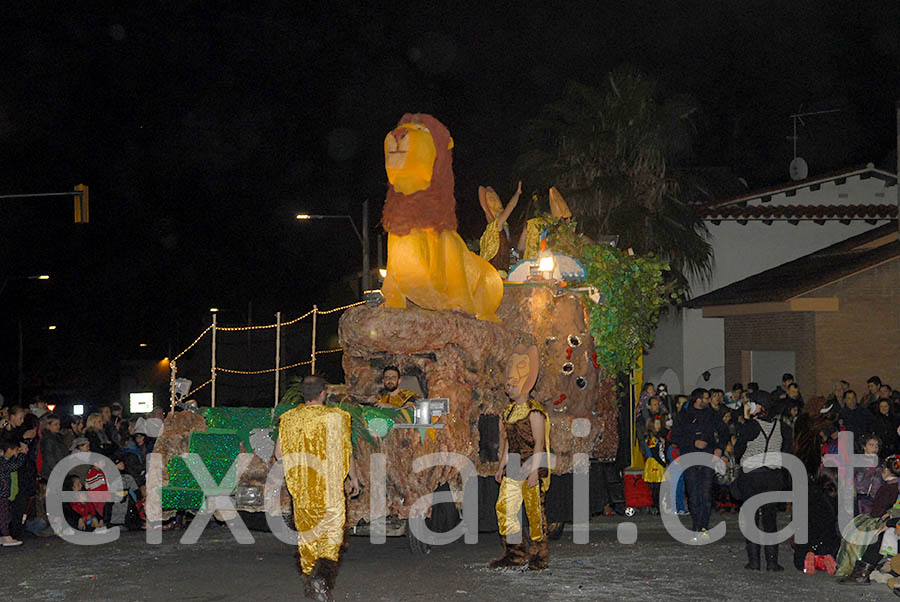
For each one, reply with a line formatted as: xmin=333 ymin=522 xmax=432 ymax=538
xmin=362 ymin=199 xmax=370 ymax=292
xmin=296 ymin=201 xmax=371 ymax=295
xmin=18 ymin=320 xmax=23 ymax=405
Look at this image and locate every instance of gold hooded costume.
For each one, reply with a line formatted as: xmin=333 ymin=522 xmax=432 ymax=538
xmin=279 ymin=404 xmax=352 ymax=575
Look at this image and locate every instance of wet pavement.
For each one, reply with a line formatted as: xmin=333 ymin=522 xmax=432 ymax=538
xmin=0 ymin=514 xmax=890 ymax=601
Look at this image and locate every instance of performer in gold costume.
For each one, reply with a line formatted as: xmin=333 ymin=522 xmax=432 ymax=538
xmin=490 ymin=345 xmax=552 ymax=571
xmin=276 ymin=376 xmax=360 ymax=602
xmin=374 ymin=365 xmax=417 ymax=409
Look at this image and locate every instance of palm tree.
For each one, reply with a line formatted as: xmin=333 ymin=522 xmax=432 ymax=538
xmin=516 ymin=66 xmax=712 ymax=291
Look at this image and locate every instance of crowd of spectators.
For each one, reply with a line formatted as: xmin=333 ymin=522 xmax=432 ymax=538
xmin=0 ymin=400 xmax=164 ymax=546
xmin=636 ymin=373 xmax=900 ymax=592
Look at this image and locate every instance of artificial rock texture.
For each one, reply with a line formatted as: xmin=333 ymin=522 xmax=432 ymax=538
xmin=339 ymin=284 xmax=618 ymax=523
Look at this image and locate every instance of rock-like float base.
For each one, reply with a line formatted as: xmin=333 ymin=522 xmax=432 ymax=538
xmin=339 ymin=283 xmax=618 ymax=523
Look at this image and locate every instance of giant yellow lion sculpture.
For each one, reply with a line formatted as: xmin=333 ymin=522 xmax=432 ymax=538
xmin=381 ymin=114 xmax=503 ymax=321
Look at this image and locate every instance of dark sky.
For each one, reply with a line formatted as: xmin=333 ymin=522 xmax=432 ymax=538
xmin=2 ymin=2 xmax=899 ymax=405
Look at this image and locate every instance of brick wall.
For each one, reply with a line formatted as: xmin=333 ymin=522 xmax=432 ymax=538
xmin=723 ymin=312 xmax=816 ymax=394
xmin=811 ymin=258 xmax=900 ymax=395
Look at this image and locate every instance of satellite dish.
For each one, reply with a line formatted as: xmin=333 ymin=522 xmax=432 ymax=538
xmin=789 ymin=156 xmax=808 ymax=181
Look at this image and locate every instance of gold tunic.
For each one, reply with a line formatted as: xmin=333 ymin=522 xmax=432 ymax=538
xmin=377 ymin=388 xmax=417 ymax=408
xmin=279 ymin=404 xmax=352 ymax=574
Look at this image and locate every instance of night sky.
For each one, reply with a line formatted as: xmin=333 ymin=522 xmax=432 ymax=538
xmin=2 ymin=2 xmax=899 ymax=406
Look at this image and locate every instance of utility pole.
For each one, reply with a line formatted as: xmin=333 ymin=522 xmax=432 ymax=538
xmin=362 ymin=199 xmax=370 ymax=291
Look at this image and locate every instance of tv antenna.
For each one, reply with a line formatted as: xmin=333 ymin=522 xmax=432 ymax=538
xmin=787 ymin=107 xmax=842 ymax=181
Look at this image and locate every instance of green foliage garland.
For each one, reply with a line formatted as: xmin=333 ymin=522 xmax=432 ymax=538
xmin=581 ymin=243 xmax=674 ymax=375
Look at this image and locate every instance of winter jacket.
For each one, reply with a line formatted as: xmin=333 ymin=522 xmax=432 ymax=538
xmin=0 ymin=452 xmax=27 ymax=498
xmin=40 ymin=431 xmax=69 ymax=480
xmin=671 ymin=404 xmax=730 ymax=455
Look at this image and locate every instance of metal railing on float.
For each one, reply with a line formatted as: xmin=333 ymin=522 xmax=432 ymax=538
xmin=168 ymin=301 xmax=365 ymax=411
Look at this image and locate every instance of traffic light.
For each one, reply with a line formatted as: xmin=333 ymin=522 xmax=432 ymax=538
xmin=74 ymin=183 xmax=89 ymax=223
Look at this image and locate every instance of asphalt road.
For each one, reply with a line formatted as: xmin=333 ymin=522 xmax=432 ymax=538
xmin=0 ymin=514 xmax=889 ymax=602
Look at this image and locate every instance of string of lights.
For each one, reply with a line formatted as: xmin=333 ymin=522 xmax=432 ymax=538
xmin=207 ymin=301 xmax=359 ymax=333
xmin=187 ymin=378 xmax=213 ymax=397
xmin=317 ymin=301 xmax=365 ymax=315
xmin=215 ymin=348 xmax=342 ymax=375
xmin=172 ymin=325 xmax=213 ymax=361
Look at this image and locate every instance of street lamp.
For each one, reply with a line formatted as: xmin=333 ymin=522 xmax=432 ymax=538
xmin=295 ymin=200 xmax=371 ymax=292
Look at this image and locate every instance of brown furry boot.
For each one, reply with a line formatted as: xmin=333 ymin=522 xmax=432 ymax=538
xmin=306 ymin=558 xmax=339 ymax=602
xmin=489 ymin=535 xmax=530 ymax=569
xmin=528 ymin=539 xmax=549 ymax=571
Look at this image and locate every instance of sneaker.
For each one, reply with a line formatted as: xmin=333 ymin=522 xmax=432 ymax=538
xmin=688 ymin=529 xmax=710 ymax=544
xmin=676 ymin=510 xmax=691 ymax=516
xmin=1 ymin=536 xmax=23 ymax=547
xmin=803 ymin=551 xmax=816 ymax=575
xmin=822 ymin=554 xmax=836 ymax=575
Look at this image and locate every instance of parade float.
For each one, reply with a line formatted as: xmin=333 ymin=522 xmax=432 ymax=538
xmin=152 ymin=113 xmax=671 ymax=550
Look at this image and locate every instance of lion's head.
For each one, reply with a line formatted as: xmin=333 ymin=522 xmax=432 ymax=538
xmin=382 ymin=113 xmax=457 ymax=235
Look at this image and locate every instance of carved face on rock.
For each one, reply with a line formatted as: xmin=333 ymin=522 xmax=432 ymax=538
xmin=506 ymin=345 xmax=539 ymax=399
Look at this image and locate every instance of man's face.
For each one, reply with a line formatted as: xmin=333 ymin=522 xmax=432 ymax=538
xmin=47 ymin=420 xmax=60 ymax=434
xmin=111 ymin=405 xmax=122 ymax=417
xmin=845 ymin=392 xmax=858 ymax=408
xmin=10 ymin=411 xmax=25 ymax=428
xmin=695 ymin=393 xmax=710 ymax=409
xmin=101 ymin=407 xmax=111 ymax=423
xmin=787 ymin=385 xmax=799 ymax=400
xmin=648 ymin=398 xmax=660 ymax=415
xmin=382 ymin=370 xmax=400 ymax=393
xmin=880 ymin=400 xmax=892 ymax=416
xmin=711 ymin=391 xmax=723 ymax=405
xmin=880 ymin=386 xmax=892 ymax=400
xmin=868 ymin=382 xmax=879 ymax=395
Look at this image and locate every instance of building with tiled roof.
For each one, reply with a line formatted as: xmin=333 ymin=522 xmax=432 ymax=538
xmin=642 ymin=163 xmax=897 ymax=396
xmin=683 ymin=224 xmax=900 ymax=394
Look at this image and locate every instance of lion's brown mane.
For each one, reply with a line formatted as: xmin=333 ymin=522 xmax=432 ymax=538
xmin=382 ymin=113 xmax=458 ymax=235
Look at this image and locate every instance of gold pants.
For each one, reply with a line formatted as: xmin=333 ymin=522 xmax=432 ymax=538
xmin=295 ymin=506 xmax=345 ymax=575
xmin=496 ymin=476 xmax=546 ymax=542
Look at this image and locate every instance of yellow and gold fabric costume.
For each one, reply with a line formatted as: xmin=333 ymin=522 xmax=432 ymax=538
xmin=377 ymin=388 xmax=417 ymax=409
xmin=521 ymin=217 xmax=549 ymax=260
xmin=496 ymin=400 xmax=551 ymax=541
xmin=279 ymin=404 xmax=352 ymax=575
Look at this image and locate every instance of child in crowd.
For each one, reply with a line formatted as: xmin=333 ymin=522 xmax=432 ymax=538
xmin=0 ymin=438 xmax=28 ymax=546
xmin=642 ymin=417 xmax=667 ymax=515
xmin=715 ymin=435 xmax=739 ymax=512
xmin=855 ymin=435 xmax=884 ymax=515
xmin=62 ymin=474 xmax=104 ymax=531
xmin=84 ymin=457 xmax=127 ymax=528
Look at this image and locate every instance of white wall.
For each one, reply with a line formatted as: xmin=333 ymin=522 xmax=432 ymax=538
xmin=644 ymin=172 xmax=895 ymax=394
xmin=694 ymin=220 xmax=889 ymax=295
